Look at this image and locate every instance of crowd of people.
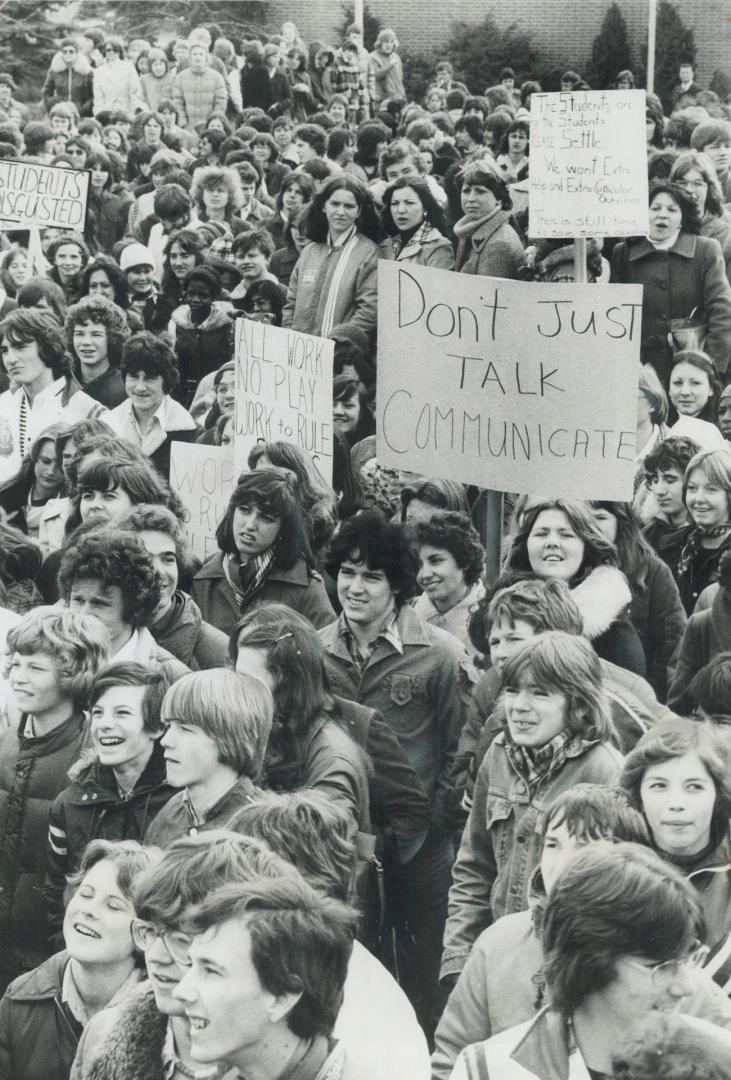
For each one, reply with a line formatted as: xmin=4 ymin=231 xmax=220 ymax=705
xmin=2 ymin=13 xmax=731 ymax=1080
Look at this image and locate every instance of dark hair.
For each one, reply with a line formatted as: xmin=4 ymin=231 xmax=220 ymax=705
xmin=688 ymin=652 xmax=731 ymax=717
xmin=454 ymin=114 xmax=484 ymax=145
xmin=381 ymin=175 xmax=449 ymax=237
xmin=229 ymin=790 xmax=357 ymax=903
xmin=241 ymin=279 xmax=286 ymax=326
xmin=231 ymin=604 xmax=349 ymax=789
xmin=642 ymin=434 xmax=700 ymax=480
xmin=543 ymin=843 xmax=703 ymax=1014
xmin=500 ymin=118 xmax=530 ymax=157
xmin=88 ymin=660 xmax=168 ymax=732
xmin=274 ymin=171 xmax=315 ymax=217
xmin=0 ymin=522 xmax=42 ymax=592
xmin=665 ymin=116 xmax=695 ymax=151
xmin=456 ymin=159 xmax=511 ymax=211
xmin=621 ymin=717 xmax=731 ymax=839
xmin=59 ymin=529 xmax=162 ymax=628
xmin=647 ymin=180 xmax=702 ymax=234
xmin=414 ymin=510 xmax=485 ymax=588
xmin=587 ymin=500 xmax=658 ymax=592
xmin=154 ymin=183 xmax=192 ymax=220
xmin=216 ymin=468 xmax=312 ymax=569
xmin=295 ymin=123 xmax=327 ymax=156
xmin=669 ymin=348 xmax=722 ymax=423
xmin=161 ymin=227 xmax=207 ymax=297
xmin=120 ymin=331 xmax=179 ymax=394
xmin=327 ymin=509 xmax=418 ymax=605
xmin=231 ymin=228 xmax=276 ymax=259
xmin=505 ymin=498 xmax=617 ymax=585
xmin=17 ymin=277 xmax=68 ymax=325
xmin=46 ymin=231 xmax=90 ymax=265
xmin=0 ymin=308 xmax=69 ymax=378
xmin=186 ymin=877 xmax=356 ymax=1039
xmin=81 ymin=257 xmax=132 ymax=310
xmin=301 ymin=175 xmax=384 ymax=244
xmin=65 ymin=294 xmax=130 ymax=370
xmin=67 ymin=456 xmax=176 ymax=534
xmin=183 ymin=265 xmax=222 ymax=303
xmin=543 ymin=784 xmax=650 ymax=846
xmin=23 ymin=121 xmax=54 ymax=156
xmin=332 ymin=375 xmax=373 ymax=444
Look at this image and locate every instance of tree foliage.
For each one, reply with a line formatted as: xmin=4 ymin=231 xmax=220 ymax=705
xmin=336 ymin=2 xmax=382 ymax=51
xmin=443 ymin=12 xmax=539 ymax=95
xmin=586 ymin=2 xmax=632 ymax=89
xmin=648 ymin=0 xmax=696 ymax=111
xmin=78 ymin=1 xmax=268 ymax=47
xmin=0 ymin=1 xmax=69 ymax=101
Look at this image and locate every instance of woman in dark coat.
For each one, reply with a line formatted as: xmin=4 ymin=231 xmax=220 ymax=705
xmin=610 ymin=181 xmax=731 ymax=385
xmin=192 ymin=468 xmax=334 ymax=638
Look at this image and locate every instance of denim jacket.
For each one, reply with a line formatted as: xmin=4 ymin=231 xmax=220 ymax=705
xmin=319 ymin=606 xmax=472 ymax=831
xmin=440 ymin=732 xmax=623 ymax=980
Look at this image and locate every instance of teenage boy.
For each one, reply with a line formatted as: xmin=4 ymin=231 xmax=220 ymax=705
xmin=672 ymin=61 xmax=702 ymax=109
xmin=144 ymin=669 xmax=273 ymax=845
xmin=174 ymin=876 xmax=356 ymax=1079
xmin=70 ymin=831 xmax=301 ymax=1079
xmin=229 ymin=229 xmax=278 ymax=307
xmin=320 ymin=509 xmax=471 ymax=1040
xmin=59 ymin=529 xmax=190 ymax=681
xmin=119 ymin=242 xmax=158 ymax=328
xmin=434 ymin=786 xmax=731 ymax=1079
xmin=44 ymin=661 xmax=174 ymax=935
xmin=640 ymin=435 xmax=700 ymax=570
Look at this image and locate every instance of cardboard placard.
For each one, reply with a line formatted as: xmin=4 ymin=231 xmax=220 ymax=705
xmin=169 ymin=442 xmax=236 ymax=562
xmin=529 ymin=90 xmax=649 ymax=238
xmin=233 ymin=318 xmax=334 ymax=481
xmin=0 ymin=159 xmax=89 ymax=230
xmin=376 ymin=261 xmax=642 ymax=501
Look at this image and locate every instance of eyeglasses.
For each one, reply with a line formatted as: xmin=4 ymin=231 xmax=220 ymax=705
xmin=676 ymin=179 xmax=707 ymax=191
xmin=622 ymin=943 xmax=709 ymax=987
xmin=131 ymin=919 xmax=193 ymax=966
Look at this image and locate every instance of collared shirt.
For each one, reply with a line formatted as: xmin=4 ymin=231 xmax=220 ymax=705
xmin=161 ymin=1018 xmax=223 ymax=1080
xmin=181 ymin=777 xmax=241 ymax=832
xmin=337 ymin=604 xmax=401 ymax=671
xmin=62 ymin=960 xmax=143 ymax=1028
xmin=113 ymin=628 xmax=140 ymax=662
xmin=328 ymin=224 xmax=357 ymax=250
xmin=108 ymin=395 xmax=196 ymax=457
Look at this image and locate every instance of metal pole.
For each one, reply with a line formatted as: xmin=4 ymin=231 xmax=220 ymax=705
xmin=477 ymin=490 xmax=505 ymax=583
xmin=573 ymin=237 xmax=588 ymax=283
xmin=353 ymin=0 xmax=364 ymax=36
xmin=647 ymin=0 xmax=657 ymax=95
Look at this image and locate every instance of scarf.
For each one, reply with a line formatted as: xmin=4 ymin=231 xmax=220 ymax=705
xmin=452 ymin=205 xmax=501 ymax=240
xmin=222 ymin=547 xmax=276 ymax=609
xmin=676 ymin=523 xmax=731 ymax=580
xmin=504 ymin=729 xmax=581 ymax=792
xmin=391 ymin=219 xmax=429 ymax=257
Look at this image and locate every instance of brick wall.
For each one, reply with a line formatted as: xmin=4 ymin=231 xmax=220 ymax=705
xmin=265 ymin=0 xmax=731 ymax=87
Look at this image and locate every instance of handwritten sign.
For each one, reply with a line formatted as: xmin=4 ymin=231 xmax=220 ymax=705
xmin=0 ymin=159 xmax=89 ymax=230
xmin=376 ymin=261 xmax=643 ymax=500
xmin=529 ymin=90 xmax=648 ymax=238
xmin=169 ymin=442 xmax=236 ymax=561
xmin=234 ymin=319 xmax=334 ymax=481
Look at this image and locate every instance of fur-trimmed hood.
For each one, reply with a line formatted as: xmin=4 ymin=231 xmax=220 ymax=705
xmin=50 ymin=50 xmax=92 ymax=75
xmin=570 ymin=564 xmax=633 ymax=640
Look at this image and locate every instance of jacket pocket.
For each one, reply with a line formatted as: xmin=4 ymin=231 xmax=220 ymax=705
xmin=485 ymin=793 xmax=514 ymax=865
xmin=380 ymin=674 xmax=426 ymax=734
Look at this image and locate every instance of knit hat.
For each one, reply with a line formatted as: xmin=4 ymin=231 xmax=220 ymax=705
xmin=120 ymin=243 xmax=154 ymax=271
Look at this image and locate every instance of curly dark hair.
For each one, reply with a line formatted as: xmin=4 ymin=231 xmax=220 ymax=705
xmin=58 ymin=529 xmax=162 ymax=628
xmin=414 ymin=510 xmax=485 ymax=587
xmin=381 ymin=175 xmax=449 ymax=238
xmin=647 ymin=180 xmax=702 ymax=235
xmin=81 ymin=256 xmax=133 ymax=310
xmin=327 ymin=509 xmax=418 ymax=605
xmin=65 ymin=294 xmax=131 ymax=370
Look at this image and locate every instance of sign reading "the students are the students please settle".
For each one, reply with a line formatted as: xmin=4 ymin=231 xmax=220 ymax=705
xmin=376 ymin=261 xmax=642 ymax=501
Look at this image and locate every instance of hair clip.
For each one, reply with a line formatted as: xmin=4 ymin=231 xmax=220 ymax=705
xmin=274 ymin=632 xmax=293 ymax=643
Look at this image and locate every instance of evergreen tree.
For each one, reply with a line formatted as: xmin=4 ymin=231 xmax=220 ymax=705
xmin=444 ymin=13 xmax=539 ymax=95
xmin=0 ymin=1 xmax=65 ymax=102
xmin=336 ymin=2 xmax=382 ymax=51
xmin=649 ymin=0 xmax=696 ymax=112
xmin=586 ymin=2 xmax=633 ymax=89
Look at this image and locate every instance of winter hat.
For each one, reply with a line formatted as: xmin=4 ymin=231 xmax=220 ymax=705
xmin=120 ymin=243 xmax=154 ymax=271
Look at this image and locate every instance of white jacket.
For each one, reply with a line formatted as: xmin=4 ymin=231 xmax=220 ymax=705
xmin=93 ymin=60 xmax=144 ymax=116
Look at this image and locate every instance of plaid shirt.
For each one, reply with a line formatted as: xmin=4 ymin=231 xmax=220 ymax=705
xmin=337 ymin=605 xmax=401 ymax=672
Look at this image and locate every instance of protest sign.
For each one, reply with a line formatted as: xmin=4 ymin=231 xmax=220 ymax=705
xmin=529 ymin=90 xmax=648 ymax=238
xmin=169 ymin=442 xmax=236 ymax=561
xmin=0 ymin=159 xmax=89 ymax=230
xmin=376 ymin=261 xmax=642 ymax=501
xmin=233 ymin=318 xmax=334 ymax=481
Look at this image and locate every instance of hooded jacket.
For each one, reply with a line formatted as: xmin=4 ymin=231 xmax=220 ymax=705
xmin=43 ymin=52 xmax=93 ymax=115
xmin=149 ymin=590 xmax=228 ymax=670
xmin=0 ymin=712 xmax=88 ymax=994
xmin=168 ymin=301 xmax=234 ymax=395
xmin=0 ymin=951 xmax=144 ymax=1080
xmin=570 ymin=564 xmax=647 ymax=677
xmin=43 ymin=740 xmax=175 ymax=939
